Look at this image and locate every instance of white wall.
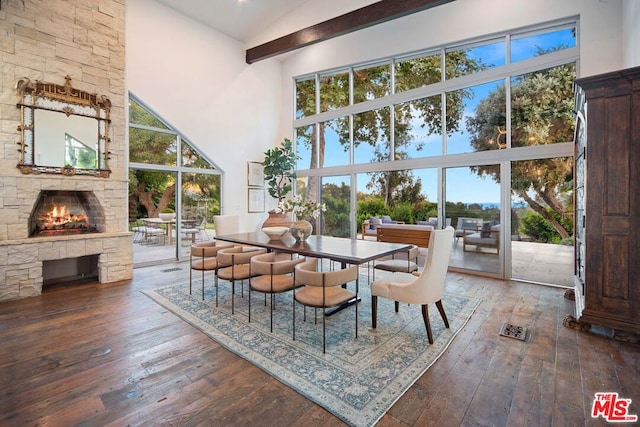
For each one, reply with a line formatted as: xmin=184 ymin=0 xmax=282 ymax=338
xmin=126 ymin=0 xmax=283 ymax=231
xmin=622 ymin=0 xmax=640 ymax=68
xmin=277 ymin=0 xmax=624 ymax=136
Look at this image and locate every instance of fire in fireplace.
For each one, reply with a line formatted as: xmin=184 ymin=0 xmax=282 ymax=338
xmin=37 ymin=204 xmax=90 ymax=234
xmin=29 ymin=190 xmax=105 ymax=237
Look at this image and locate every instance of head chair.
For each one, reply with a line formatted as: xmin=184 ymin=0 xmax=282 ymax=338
xmin=371 ymin=226 xmax=454 ymax=343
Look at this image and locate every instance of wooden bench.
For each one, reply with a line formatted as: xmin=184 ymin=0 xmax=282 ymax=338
xmin=376 ymin=224 xmax=432 ymax=248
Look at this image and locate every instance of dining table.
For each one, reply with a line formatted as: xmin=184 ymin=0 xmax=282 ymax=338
xmin=214 ymin=232 xmax=412 ymax=268
xmin=214 ymin=232 xmax=412 ymax=315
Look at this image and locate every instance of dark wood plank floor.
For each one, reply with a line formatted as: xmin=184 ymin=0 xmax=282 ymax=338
xmin=1 ymin=262 xmax=638 ymax=426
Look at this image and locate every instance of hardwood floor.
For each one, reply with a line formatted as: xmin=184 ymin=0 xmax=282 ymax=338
xmin=1 ymin=262 xmax=638 ymax=426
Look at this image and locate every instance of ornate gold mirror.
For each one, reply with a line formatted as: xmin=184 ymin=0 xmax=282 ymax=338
xmin=16 ymin=75 xmax=111 ymax=177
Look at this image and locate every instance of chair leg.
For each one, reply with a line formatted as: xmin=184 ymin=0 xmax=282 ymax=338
xmin=189 ymin=261 xmax=193 ymax=296
xmin=248 ymin=282 xmax=252 ymax=324
xmin=215 ymin=274 xmax=219 ymax=307
xmin=371 ymin=295 xmax=378 ymax=329
xmin=394 ymin=301 xmax=400 ymax=312
xmin=270 ymin=293 xmax=274 ymax=333
xmin=435 ymin=300 xmax=450 ymax=328
xmin=292 ymin=292 xmax=296 ymax=341
xmin=421 ymin=304 xmax=434 ymax=344
xmin=322 ymin=306 xmax=326 ymax=354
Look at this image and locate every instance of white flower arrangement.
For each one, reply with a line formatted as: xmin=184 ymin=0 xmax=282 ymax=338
xmin=275 ymin=194 xmax=326 ymax=220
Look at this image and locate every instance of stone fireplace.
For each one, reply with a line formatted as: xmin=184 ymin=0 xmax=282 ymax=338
xmin=0 ymin=175 xmax=133 ymax=301
xmin=29 ymin=190 xmax=104 ymax=237
xmin=0 ymin=0 xmax=131 ymax=302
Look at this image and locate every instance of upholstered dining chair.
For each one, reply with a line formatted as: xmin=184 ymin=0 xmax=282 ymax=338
xmin=372 ymin=244 xmax=420 ymax=280
xmin=216 ymin=246 xmax=267 ymax=314
xmin=213 ymin=214 xmax=239 ymax=238
xmin=370 ymin=226 xmax=455 ymax=344
xmin=249 ymin=252 xmax=305 ymax=332
xmin=189 ymin=241 xmax=233 ymax=300
xmin=293 ymin=259 xmax=359 ymax=353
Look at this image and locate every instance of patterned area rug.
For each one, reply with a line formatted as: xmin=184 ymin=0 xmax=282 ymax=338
xmin=144 ymin=271 xmax=480 ymax=426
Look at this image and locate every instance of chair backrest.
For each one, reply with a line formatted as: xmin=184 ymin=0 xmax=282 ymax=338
xmin=428 ymin=217 xmax=453 ymax=228
xmin=217 ymin=246 xmax=266 ymax=266
xmin=214 ymin=215 xmax=239 ymax=237
xmin=456 ymin=217 xmax=482 ymax=231
xmin=190 ymin=241 xmax=232 ymax=258
xmin=250 ymin=252 xmax=304 ymax=275
xmin=410 ymin=226 xmax=454 ymax=304
xmin=295 ymin=259 xmax=358 ymax=288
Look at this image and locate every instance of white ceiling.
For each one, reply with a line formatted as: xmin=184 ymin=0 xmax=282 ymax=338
xmin=153 ymin=0 xmax=313 ymax=43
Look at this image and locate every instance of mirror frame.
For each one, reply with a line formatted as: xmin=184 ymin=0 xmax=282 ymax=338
xmin=16 ymin=75 xmax=111 ymax=177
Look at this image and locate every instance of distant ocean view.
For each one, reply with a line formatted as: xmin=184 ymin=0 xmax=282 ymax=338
xmin=464 ymin=202 xmax=529 ymax=209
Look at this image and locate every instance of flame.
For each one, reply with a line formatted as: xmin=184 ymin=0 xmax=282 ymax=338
xmin=38 ymin=204 xmax=89 ymax=230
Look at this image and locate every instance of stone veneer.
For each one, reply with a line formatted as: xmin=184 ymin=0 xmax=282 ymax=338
xmin=0 ymin=0 xmax=131 ymax=301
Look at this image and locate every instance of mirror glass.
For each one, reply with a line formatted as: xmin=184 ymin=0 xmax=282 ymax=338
xmin=16 ymin=76 xmax=111 ymax=177
xmin=34 ymin=110 xmax=99 ymax=169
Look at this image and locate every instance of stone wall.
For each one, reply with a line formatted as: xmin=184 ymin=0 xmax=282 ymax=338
xmin=0 ymin=0 xmax=131 ymax=301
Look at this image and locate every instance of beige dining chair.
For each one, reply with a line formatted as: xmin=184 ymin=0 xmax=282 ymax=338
xmin=372 ymin=244 xmax=420 ymax=280
xmin=213 ymin=215 xmax=239 ymax=238
xmin=249 ymin=252 xmax=305 ymax=332
xmin=293 ymin=258 xmax=359 ymax=353
xmin=189 ymin=240 xmax=234 ymax=300
xmin=370 ymin=226 xmax=454 ymax=344
xmin=216 ymin=246 xmax=267 ymax=314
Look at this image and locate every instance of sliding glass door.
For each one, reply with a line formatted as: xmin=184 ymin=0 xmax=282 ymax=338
xmin=445 ymin=165 xmax=501 ymax=275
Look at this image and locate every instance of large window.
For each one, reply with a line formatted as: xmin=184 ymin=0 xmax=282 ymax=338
xmin=292 ymin=21 xmax=577 ymax=285
xmin=128 ymin=95 xmax=222 ymax=266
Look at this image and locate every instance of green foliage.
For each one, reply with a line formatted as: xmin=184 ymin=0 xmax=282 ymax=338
xmin=411 ymin=201 xmax=438 ymax=222
xmin=262 ymin=138 xmax=299 ymax=203
xmin=389 ymin=203 xmax=414 ymax=224
xmin=356 ymin=196 xmax=390 ymax=230
xmin=321 ymin=182 xmax=350 ymax=237
xmin=466 ymin=60 xmax=576 ymax=239
xmin=519 ymin=209 xmax=573 ymax=243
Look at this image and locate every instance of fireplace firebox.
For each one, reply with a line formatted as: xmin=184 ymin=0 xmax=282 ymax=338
xmin=29 ymin=190 xmax=105 ymax=237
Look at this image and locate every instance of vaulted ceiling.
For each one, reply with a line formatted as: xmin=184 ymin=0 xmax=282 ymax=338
xmin=153 ymin=0 xmax=455 ymax=63
xmin=153 ymin=0 xmax=329 ymax=43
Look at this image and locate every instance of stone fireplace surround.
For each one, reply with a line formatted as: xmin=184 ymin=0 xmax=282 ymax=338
xmin=0 ymin=175 xmax=133 ymax=301
xmin=0 ymin=0 xmax=130 ymax=302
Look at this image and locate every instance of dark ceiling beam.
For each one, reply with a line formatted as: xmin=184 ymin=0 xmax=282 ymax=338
xmin=245 ymin=0 xmax=456 ymax=64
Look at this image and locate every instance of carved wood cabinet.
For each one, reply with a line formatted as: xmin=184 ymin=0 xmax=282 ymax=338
xmin=572 ymin=66 xmax=640 ymax=334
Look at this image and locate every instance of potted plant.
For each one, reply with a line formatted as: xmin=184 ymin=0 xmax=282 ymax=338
xmin=260 ymin=138 xmax=299 ymax=228
xmin=159 ymin=207 xmax=176 ymax=221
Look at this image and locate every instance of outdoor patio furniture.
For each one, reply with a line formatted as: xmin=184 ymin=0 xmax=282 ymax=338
xmin=454 ymin=217 xmax=483 ymax=241
xmin=463 ymin=223 xmax=500 ymax=255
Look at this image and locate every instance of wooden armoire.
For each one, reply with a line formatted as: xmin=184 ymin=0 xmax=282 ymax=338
xmin=571 ymin=65 xmax=640 ymax=334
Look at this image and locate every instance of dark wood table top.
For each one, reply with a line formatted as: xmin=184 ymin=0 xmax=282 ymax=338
xmin=215 ymin=232 xmax=412 ymax=265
